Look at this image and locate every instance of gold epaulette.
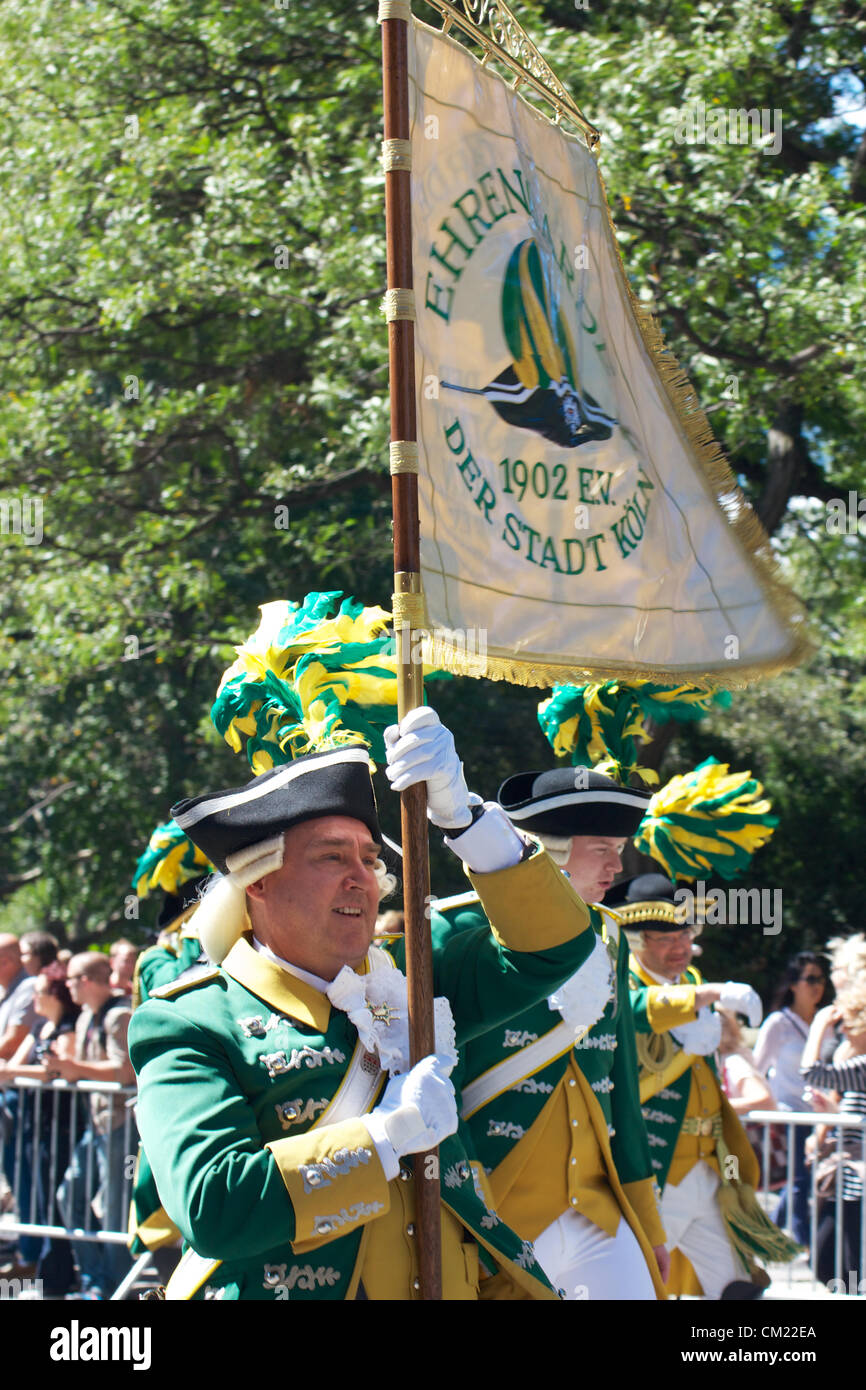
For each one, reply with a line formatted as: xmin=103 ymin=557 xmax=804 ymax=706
xmin=150 ymin=965 xmax=221 ymax=1000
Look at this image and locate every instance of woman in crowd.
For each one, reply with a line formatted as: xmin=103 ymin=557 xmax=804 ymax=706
xmin=825 ymin=934 xmax=866 ymax=1062
xmin=0 ymin=963 xmax=80 ymax=1295
xmin=800 ymin=983 xmax=866 ymax=1289
xmin=753 ymin=951 xmax=828 ymax=1244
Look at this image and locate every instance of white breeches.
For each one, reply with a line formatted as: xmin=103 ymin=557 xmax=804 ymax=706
xmin=533 ymin=1208 xmax=657 ymax=1301
xmin=659 ymin=1162 xmax=744 ymax=1299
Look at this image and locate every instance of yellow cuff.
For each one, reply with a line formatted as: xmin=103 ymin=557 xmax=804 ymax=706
xmin=467 ymin=849 xmax=590 ymax=951
xmin=646 ymin=985 xmax=697 ymax=1033
xmin=268 ymin=1117 xmax=392 ymax=1254
xmin=622 ymin=1178 xmax=666 ymax=1249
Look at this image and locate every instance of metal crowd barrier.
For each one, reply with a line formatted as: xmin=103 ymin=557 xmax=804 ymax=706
xmin=746 ymin=1108 xmax=866 ymax=1295
xmin=1 ymin=1076 xmax=138 ymax=1299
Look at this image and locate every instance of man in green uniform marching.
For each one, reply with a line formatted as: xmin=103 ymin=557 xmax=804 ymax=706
xmin=129 ymin=710 xmax=601 ymax=1300
xmin=617 ymin=872 xmax=797 ymax=1298
xmin=435 ymin=766 xmax=669 ymax=1299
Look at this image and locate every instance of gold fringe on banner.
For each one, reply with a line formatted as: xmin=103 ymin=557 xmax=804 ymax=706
xmin=382 ymin=138 xmax=412 ymax=171
xmin=419 ymin=643 xmax=809 ymax=692
xmin=390 ymin=441 xmax=419 ymax=474
xmin=382 ymin=288 xmax=416 ymax=321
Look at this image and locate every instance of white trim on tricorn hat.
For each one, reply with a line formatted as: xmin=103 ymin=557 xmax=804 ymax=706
xmin=498 ymin=766 xmax=651 ymax=838
xmin=172 ymin=745 xmax=380 ymax=876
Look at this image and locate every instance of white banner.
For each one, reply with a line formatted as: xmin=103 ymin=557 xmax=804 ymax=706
xmin=408 ymin=21 xmax=806 ymax=686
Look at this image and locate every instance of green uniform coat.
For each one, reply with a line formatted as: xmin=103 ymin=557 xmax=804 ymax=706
xmin=130 ymin=849 xmax=595 ymax=1300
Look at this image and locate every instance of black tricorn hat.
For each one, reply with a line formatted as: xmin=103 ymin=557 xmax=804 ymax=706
xmin=604 ymin=872 xmax=698 ymax=930
xmin=498 ymin=766 xmax=651 ymax=837
xmin=171 ymin=746 xmax=381 ymax=875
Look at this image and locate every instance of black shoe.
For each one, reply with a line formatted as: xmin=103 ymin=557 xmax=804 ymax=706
xmin=720 ymin=1280 xmax=765 ymax=1300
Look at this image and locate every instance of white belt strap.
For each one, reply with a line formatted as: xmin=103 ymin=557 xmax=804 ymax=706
xmin=165 ymin=949 xmax=392 ymax=1300
xmin=462 ymin=1021 xmax=577 ymax=1119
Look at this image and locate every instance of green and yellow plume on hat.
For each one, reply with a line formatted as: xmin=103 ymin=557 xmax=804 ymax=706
xmin=133 ymin=820 xmax=213 ymax=899
xmin=630 ymin=682 xmax=732 ymax=724
xmin=537 ymin=681 xmax=657 ymax=786
xmin=212 ymin=590 xmax=449 ymax=773
xmin=634 ymin=757 xmax=778 ymax=882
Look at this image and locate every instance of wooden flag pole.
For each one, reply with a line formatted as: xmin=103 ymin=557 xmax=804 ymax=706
xmin=380 ymin=1 xmax=442 ymax=1299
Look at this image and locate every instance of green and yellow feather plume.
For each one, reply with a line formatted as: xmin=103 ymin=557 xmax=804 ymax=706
xmin=133 ymin=820 xmax=213 ymax=899
xmin=537 ymin=681 xmax=657 ymax=786
xmin=634 ymin=757 xmax=778 ymax=882
xmin=212 ymin=590 xmax=449 ymax=773
xmin=630 ymin=682 xmax=733 ymax=724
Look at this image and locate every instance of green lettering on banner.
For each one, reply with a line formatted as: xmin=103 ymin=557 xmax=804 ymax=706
xmin=522 ymin=522 xmax=541 ymax=564
xmin=453 ymin=188 xmax=493 ymax=243
xmin=497 ymin=166 xmax=530 ymax=214
xmin=478 ymin=171 xmax=507 ymax=224
xmin=475 ymin=480 xmax=497 ymax=524
xmin=585 ymin=533 xmax=608 ymax=572
xmin=539 ymin=537 xmax=563 ymax=572
xmin=577 ymin=467 xmax=614 ymax=506
xmin=445 ymin=419 xmax=465 ymax=454
xmin=429 ymin=217 xmax=475 ymax=280
xmin=608 ymin=479 xmax=653 ymax=559
xmin=557 ymin=239 xmax=576 ymax=292
xmin=502 ymin=512 xmax=522 ymax=551
xmin=563 ymin=537 xmax=585 ymax=575
xmin=610 ymin=516 xmax=636 ymax=559
xmin=456 ymin=450 xmax=481 ymax=489
xmin=578 ymin=467 xmax=594 ymax=504
xmin=446 ymin=418 xmax=497 ymax=526
xmin=636 ymin=464 xmax=655 ymax=501
xmin=425 ymin=273 xmax=454 ymax=322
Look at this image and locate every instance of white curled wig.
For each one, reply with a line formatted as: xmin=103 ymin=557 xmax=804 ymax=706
xmin=530 ymin=831 xmax=573 ymax=867
xmin=190 ymin=835 xmax=397 ymax=965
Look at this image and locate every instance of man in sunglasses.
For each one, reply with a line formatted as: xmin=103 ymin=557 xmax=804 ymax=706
xmin=617 ymin=873 xmax=796 ymax=1298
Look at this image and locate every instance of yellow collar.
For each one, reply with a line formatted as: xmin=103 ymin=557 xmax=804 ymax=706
xmin=629 ymin=954 xmax=697 ymax=988
xmin=222 ymin=935 xmax=333 ymax=1033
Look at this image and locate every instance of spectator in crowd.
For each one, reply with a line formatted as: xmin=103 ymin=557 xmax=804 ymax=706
xmin=800 ymin=983 xmax=866 ymax=1289
xmin=0 ymin=964 xmax=79 ymax=1294
xmin=825 ymin=933 xmax=866 ymax=1063
xmin=0 ymin=936 xmax=37 ymax=1061
xmin=718 ymin=1008 xmax=774 ymax=1116
xmin=19 ymin=931 xmax=59 ymax=977
xmin=753 ymin=950 xmax=827 ymax=1244
xmin=109 ymin=939 xmax=139 ymax=998
xmin=0 ymin=935 xmax=40 ymax=1271
xmin=46 ymin=953 xmax=135 ymax=1299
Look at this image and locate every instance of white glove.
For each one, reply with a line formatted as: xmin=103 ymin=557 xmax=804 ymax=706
xmin=671 ymin=1007 xmax=722 ymax=1055
xmin=363 ymin=1053 xmax=458 ymax=1180
xmin=384 ymin=707 xmax=473 ymax=829
xmin=717 ymin=981 xmax=763 ymax=1028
